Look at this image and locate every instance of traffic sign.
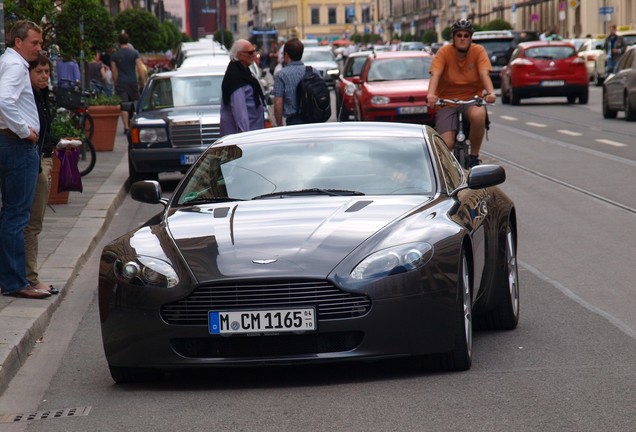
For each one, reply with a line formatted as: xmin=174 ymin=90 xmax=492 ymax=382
xmin=569 ymin=0 xmax=579 ymax=8
xmin=599 ymin=6 xmax=614 ymax=14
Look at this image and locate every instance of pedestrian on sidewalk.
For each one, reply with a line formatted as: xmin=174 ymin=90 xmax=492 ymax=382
xmin=55 ymin=51 xmax=80 ymax=89
xmin=0 ymin=20 xmax=51 ymax=299
xmin=273 ymin=38 xmax=308 ymax=126
xmin=111 ymin=32 xmax=147 ymax=134
xmin=220 ymin=39 xmax=266 ymax=136
xmin=24 ymin=53 xmax=59 ymax=296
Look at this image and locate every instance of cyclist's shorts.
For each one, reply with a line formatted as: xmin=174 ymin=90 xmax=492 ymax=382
xmin=434 ymin=107 xmax=459 ymax=134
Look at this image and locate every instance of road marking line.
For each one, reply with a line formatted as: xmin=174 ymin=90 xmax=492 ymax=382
xmin=526 ymin=122 xmax=547 ymax=127
xmin=596 ymin=138 xmax=627 ymax=147
xmin=500 ymin=115 xmax=517 ymax=121
xmin=557 ymin=129 xmax=582 ymax=136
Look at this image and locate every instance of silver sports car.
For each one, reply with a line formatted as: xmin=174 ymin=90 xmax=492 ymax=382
xmin=99 ymin=122 xmax=519 ymax=383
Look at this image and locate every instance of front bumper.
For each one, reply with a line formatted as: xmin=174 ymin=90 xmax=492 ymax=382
xmin=129 ymin=146 xmax=208 ymax=174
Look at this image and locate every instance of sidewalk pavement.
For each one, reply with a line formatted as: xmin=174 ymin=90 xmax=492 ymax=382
xmin=0 ymin=123 xmax=130 ymax=395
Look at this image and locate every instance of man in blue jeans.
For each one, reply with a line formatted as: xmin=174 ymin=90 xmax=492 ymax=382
xmin=0 ymin=20 xmax=51 ymax=299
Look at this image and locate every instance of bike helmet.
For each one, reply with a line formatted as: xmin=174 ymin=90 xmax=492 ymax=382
xmin=451 ymin=19 xmax=474 ymax=36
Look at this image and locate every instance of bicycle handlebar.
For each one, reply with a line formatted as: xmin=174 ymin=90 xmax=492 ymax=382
xmin=435 ymin=97 xmax=487 ymax=107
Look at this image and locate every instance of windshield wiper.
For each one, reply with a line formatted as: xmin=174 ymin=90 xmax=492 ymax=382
xmin=252 ymin=188 xmax=365 ymax=200
xmin=180 ymin=197 xmax=245 ymax=205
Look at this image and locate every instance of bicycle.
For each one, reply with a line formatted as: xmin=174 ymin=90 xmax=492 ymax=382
xmin=52 ymin=87 xmax=96 ymax=176
xmin=435 ymin=96 xmax=487 ymax=169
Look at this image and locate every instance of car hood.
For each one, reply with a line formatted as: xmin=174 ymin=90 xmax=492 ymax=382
xmin=135 ymin=106 xmax=221 ymax=124
xmin=165 ymin=196 xmax=430 ymax=280
xmin=366 ymin=79 xmax=430 ymax=94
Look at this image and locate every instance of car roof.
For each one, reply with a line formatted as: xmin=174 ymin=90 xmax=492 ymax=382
xmin=473 ymin=30 xmax=515 ymax=40
xmin=152 ymin=67 xmax=226 ymax=79
xmin=517 ymin=40 xmax=576 ymax=49
xmin=368 ymin=51 xmax=433 ymax=59
xmin=216 ymin=122 xmax=429 ymax=145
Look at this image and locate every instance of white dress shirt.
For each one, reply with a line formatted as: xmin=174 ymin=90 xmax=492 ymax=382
xmin=0 ymin=48 xmax=40 ymax=138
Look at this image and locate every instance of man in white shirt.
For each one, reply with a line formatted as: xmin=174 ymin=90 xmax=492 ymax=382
xmin=0 ymin=20 xmax=51 ymax=299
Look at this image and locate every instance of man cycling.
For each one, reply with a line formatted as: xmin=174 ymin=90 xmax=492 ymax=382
xmin=427 ymin=19 xmax=496 ymax=168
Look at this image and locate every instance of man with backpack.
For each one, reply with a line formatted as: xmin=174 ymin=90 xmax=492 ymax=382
xmin=273 ymin=38 xmax=331 ymax=126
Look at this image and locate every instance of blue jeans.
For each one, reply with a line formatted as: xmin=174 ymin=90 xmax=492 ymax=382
xmin=0 ymin=136 xmax=39 ymax=293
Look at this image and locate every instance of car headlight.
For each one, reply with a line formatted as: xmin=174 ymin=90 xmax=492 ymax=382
xmin=351 ymin=242 xmax=433 ymax=280
xmin=114 ymin=255 xmax=179 ymax=288
xmin=371 ymin=96 xmax=390 ymax=105
xmin=136 ymin=128 xmax=168 ymax=144
xmin=327 ymin=68 xmax=340 ymax=77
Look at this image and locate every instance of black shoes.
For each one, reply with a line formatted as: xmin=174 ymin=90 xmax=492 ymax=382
xmin=467 ymin=154 xmax=481 ymax=168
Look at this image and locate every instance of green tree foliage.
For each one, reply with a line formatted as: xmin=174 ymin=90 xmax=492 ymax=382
xmin=56 ymin=0 xmax=115 ymax=55
xmin=159 ymin=21 xmax=181 ymax=52
xmin=442 ymin=26 xmax=451 ymax=41
xmin=422 ymin=30 xmax=438 ymax=44
xmin=114 ymin=8 xmax=162 ymax=53
xmin=214 ymin=29 xmax=233 ymax=51
xmin=3 ymin=0 xmax=58 ymax=48
xmin=483 ymin=19 xmax=512 ymax=30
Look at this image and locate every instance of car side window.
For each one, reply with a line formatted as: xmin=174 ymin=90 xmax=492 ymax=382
xmin=431 ymin=134 xmax=463 ymax=192
xmin=617 ymin=50 xmax=633 ymax=71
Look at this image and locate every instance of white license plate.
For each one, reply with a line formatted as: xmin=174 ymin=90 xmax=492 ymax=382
xmin=399 ymin=106 xmax=428 ymax=114
xmin=541 ymin=80 xmax=565 ymax=87
xmin=180 ymin=154 xmax=198 ymax=165
xmin=208 ymin=308 xmax=316 ymax=335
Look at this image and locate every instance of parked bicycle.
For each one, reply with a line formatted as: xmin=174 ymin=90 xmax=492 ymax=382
xmin=435 ymin=96 xmax=488 ymax=169
xmin=52 ymin=86 xmax=96 ymax=176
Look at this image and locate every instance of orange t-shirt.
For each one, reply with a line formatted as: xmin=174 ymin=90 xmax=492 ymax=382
xmin=429 ymin=43 xmax=492 ymax=100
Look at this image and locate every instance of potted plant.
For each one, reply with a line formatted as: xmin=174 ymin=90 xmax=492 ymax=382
xmin=87 ymin=93 xmax=122 ymax=152
xmin=48 ymin=111 xmax=82 ymax=204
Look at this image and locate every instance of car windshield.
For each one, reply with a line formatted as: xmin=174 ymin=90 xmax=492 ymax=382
xmin=525 ymin=46 xmax=576 ymax=60
xmin=623 ymin=34 xmax=636 ymax=46
xmin=173 ymin=137 xmax=435 ymax=205
xmin=141 ymin=75 xmax=223 ymax=110
xmin=302 ymin=50 xmax=336 ymax=62
xmin=473 ymin=40 xmax=515 ymax=65
xmin=367 ymin=57 xmax=432 ymax=82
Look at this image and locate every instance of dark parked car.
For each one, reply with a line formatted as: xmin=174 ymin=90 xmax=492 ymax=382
xmin=500 ymin=41 xmax=589 ymax=105
xmin=603 ymin=45 xmax=636 ymax=120
xmin=472 ymin=30 xmax=517 ymax=89
xmin=126 ymin=67 xmax=224 ymax=183
xmin=301 ymin=46 xmax=340 ymax=87
xmin=99 ymin=122 xmax=520 ymax=383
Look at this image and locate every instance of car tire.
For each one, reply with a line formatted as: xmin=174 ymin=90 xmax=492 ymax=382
xmin=510 ymin=87 xmax=521 ymax=105
xmin=602 ymin=90 xmax=618 ymax=119
xmin=594 ymin=71 xmax=604 ymax=87
xmin=567 ymin=95 xmax=576 ymax=104
xmin=422 ymin=249 xmax=472 ymax=372
xmin=128 ymin=156 xmax=158 ymax=184
xmin=624 ymin=93 xmax=636 ymax=121
xmin=501 ymin=86 xmax=510 ymax=104
xmin=109 ymin=365 xmax=160 ymax=384
xmin=475 ymin=224 xmax=520 ymax=331
xmin=578 ymin=88 xmax=589 ymax=104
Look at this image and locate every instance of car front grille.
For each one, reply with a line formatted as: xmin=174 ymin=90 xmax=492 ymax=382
xmin=171 ymin=331 xmax=364 ymax=358
xmin=161 ymin=279 xmax=372 ymax=325
xmin=169 ymin=122 xmax=221 ymax=147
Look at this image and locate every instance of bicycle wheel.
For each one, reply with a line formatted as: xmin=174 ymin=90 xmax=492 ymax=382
xmin=78 ymin=137 xmax=97 ymax=177
xmin=81 ymin=110 xmax=95 ymax=141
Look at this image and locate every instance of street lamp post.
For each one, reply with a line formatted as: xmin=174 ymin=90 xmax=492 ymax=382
xmin=470 ymin=0 xmax=477 ymax=21
xmin=449 ymin=2 xmax=457 ymax=25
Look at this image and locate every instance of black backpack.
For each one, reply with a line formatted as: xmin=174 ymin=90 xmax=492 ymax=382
xmin=296 ymin=66 xmax=331 ymax=123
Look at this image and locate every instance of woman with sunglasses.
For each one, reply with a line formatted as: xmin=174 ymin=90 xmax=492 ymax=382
xmin=220 ymin=39 xmax=266 ymax=136
xmin=427 ymin=19 xmax=496 ymax=168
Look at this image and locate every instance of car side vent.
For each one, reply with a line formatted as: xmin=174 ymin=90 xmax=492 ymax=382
xmin=214 ymin=207 xmax=230 ymax=218
xmin=346 ymin=200 xmax=373 ymax=212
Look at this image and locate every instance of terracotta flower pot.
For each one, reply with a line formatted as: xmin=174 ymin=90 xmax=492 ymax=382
xmin=88 ymin=105 xmax=121 ymax=152
xmin=48 ymin=152 xmax=69 ymax=205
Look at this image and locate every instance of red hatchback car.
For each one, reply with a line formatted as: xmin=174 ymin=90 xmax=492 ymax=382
xmin=335 ymin=51 xmax=371 ymax=121
xmin=500 ymin=41 xmax=589 ymax=105
xmin=353 ymin=51 xmax=435 ymax=126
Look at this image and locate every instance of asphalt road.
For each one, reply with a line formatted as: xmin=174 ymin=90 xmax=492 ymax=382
xmin=1 ymin=86 xmax=635 ymax=431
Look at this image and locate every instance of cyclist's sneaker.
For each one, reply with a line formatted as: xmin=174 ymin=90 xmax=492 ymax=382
xmin=467 ymin=154 xmax=481 ymax=168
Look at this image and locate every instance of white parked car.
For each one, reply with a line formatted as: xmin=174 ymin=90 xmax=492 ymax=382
xmin=577 ymin=38 xmax=607 ymax=86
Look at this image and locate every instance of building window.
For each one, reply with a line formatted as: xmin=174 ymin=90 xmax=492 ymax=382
xmin=229 ymin=15 xmax=238 ymax=33
xmin=229 ymin=0 xmax=238 ymax=6
xmin=311 ymin=7 xmax=320 ymax=25
xmin=328 ymin=7 xmax=336 ymax=24
xmin=345 ymin=6 xmax=356 ymax=24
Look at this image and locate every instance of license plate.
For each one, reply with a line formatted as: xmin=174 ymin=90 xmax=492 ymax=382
xmin=209 ymin=308 xmax=316 ymax=335
xmin=180 ymin=154 xmax=198 ymax=165
xmin=541 ymin=80 xmax=565 ymax=87
xmin=399 ymin=106 xmax=428 ymax=114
